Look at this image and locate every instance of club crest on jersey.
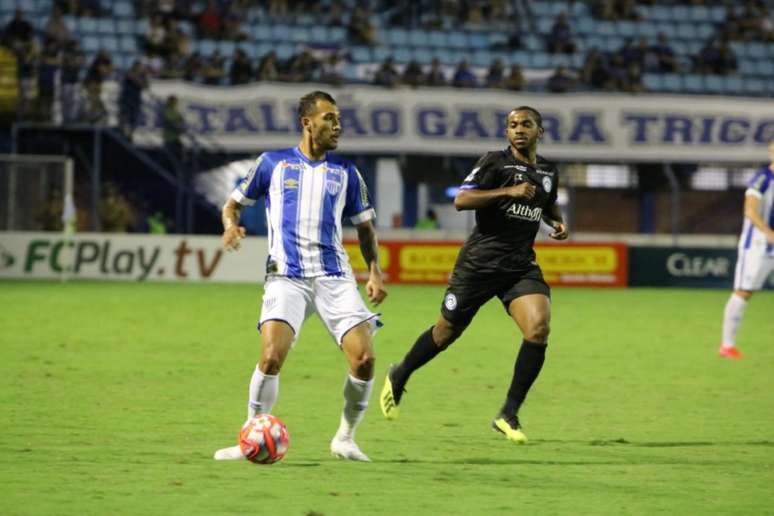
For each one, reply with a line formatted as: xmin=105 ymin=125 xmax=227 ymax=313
xmin=542 ymin=177 xmax=552 ymax=192
xmin=325 ymin=178 xmax=342 ymax=195
xmin=444 ymin=293 xmax=458 ymax=311
xmin=513 ymin=173 xmax=525 ymax=183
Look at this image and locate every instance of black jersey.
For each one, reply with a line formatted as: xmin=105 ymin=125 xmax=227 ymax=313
xmin=452 ymin=148 xmax=559 ymax=276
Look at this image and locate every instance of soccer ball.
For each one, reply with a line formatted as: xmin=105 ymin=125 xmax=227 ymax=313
xmin=239 ymin=414 xmax=290 ymax=464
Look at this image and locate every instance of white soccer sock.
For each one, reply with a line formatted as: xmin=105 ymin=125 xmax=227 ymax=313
xmin=721 ymin=294 xmax=748 ymax=348
xmin=247 ymin=366 xmax=279 ymax=419
xmin=335 ymin=374 xmax=373 ymax=440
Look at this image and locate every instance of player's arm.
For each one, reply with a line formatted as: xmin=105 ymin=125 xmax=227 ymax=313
xmin=542 ymin=203 xmax=568 ymax=240
xmin=455 ymin=183 xmax=536 ymax=211
xmin=744 ymin=194 xmax=774 ymax=243
xmin=355 ymin=219 xmax=387 ymax=305
xmin=222 ymin=198 xmax=247 ymax=251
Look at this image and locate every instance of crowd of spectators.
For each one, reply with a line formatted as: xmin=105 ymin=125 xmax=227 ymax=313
xmin=0 ymin=0 xmax=772 ymax=126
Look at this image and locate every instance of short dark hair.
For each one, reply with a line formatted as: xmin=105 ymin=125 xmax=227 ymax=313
xmin=298 ymin=91 xmax=336 ymax=121
xmin=510 ymin=106 xmax=543 ymax=128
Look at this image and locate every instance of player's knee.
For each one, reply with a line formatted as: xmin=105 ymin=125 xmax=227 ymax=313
xmin=352 ymin=352 xmax=375 ymax=379
xmin=432 ymin=323 xmax=462 ymax=349
xmin=259 ymin=347 xmax=286 ymax=374
xmin=525 ymin=320 xmax=550 ymax=343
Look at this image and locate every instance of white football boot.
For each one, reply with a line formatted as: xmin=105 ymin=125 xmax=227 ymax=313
xmin=330 ymin=436 xmax=371 ymax=462
xmin=213 ymin=445 xmax=245 ymax=460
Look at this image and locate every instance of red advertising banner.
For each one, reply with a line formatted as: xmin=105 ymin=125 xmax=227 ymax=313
xmin=345 ymin=240 xmax=628 ymax=287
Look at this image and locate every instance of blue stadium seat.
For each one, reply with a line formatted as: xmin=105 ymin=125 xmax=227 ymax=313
xmin=413 ymin=47 xmax=434 ymax=65
xmin=747 ymin=43 xmax=768 ymax=59
xmin=408 ymin=30 xmax=429 ymax=47
xmin=433 ymin=48 xmax=454 ymax=65
xmin=522 ymin=34 xmax=541 ymax=51
xmin=113 ymin=1 xmax=133 ymax=18
xmin=536 ymin=18 xmax=553 ymax=35
xmin=393 ymin=46 xmax=412 ymax=64
xmin=709 ymin=6 xmax=725 ymax=23
xmin=309 ymin=26 xmax=327 ymax=43
xmin=650 ymin=5 xmax=671 ymax=21
xmin=0 ymin=0 xmax=16 ymax=11
xmin=675 ymin=23 xmax=696 ymax=40
xmin=576 ymin=16 xmax=595 ymax=35
xmin=531 ymin=2 xmax=552 ymax=17
xmin=427 ymin=31 xmax=447 ymax=47
xmin=349 ymin=46 xmax=371 ymax=63
xmin=635 ymin=21 xmax=658 ymax=39
xmin=744 ymin=77 xmax=766 ymax=95
xmin=100 ymin=35 xmax=119 ymax=53
xmin=372 ymin=46 xmax=391 ymax=62
xmin=82 ymin=35 xmax=100 ymax=53
xmin=757 ymin=58 xmax=774 ymax=76
xmin=671 ymin=6 xmax=690 ymax=21
xmin=275 ymin=43 xmax=294 ymax=61
xmin=218 ymin=40 xmax=236 ymax=56
xmin=704 ymin=74 xmax=724 ymax=94
xmin=488 ymin=32 xmax=508 ymax=48
xmin=198 ymin=39 xmax=217 ymax=56
xmin=115 ymin=19 xmax=133 ymax=34
xmin=723 ymin=75 xmax=744 ymax=95
xmin=270 ymin=24 xmax=291 ymax=42
xmin=509 ymin=51 xmax=530 ymax=67
xmin=690 ymin=5 xmax=711 ymax=22
xmin=447 ymin=31 xmax=468 ymax=49
xmin=328 ymin=26 xmax=345 ymax=43
xmin=471 ymin=51 xmax=492 ymax=68
xmin=662 ymin=73 xmax=683 ymax=92
xmin=469 ymin=32 xmax=489 ymax=50
xmin=78 ymin=17 xmax=98 ymax=33
xmin=596 ymin=21 xmax=615 ymax=36
xmin=616 ymin=21 xmax=636 ymax=38
xmin=695 ymin=23 xmax=714 ymax=40
xmin=118 ymin=35 xmax=136 ymax=53
xmin=683 ymin=74 xmax=704 ymax=93
xmin=670 ymin=40 xmax=688 ymax=55
xmin=642 ymin=73 xmax=663 ymax=92
xmin=250 ymin=23 xmax=271 ymax=41
xmin=550 ymin=53 xmax=571 ymax=68
xmin=288 ymin=26 xmax=310 ymax=44
xmin=96 ymin=18 xmax=115 ymax=34
xmin=134 ymin=18 xmax=149 ymax=35
xmin=529 ymin=52 xmax=550 ymax=69
xmin=386 ymin=28 xmax=407 ymax=47
xmin=570 ymin=53 xmax=584 ymax=68
xmin=738 ymin=59 xmax=756 ymax=75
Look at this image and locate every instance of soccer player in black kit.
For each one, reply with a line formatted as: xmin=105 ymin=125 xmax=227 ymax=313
xmin=379 ymin=106 xmax=568 ymax=443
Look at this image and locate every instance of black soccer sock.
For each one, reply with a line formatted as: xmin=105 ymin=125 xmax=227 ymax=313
xmin=392 ymin=326 xmax=443 ymax=392
xmin=501 ymin=340 xmax=547 ymax=416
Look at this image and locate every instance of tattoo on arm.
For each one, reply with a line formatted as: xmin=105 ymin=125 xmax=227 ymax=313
xmin=357 ymin=224 xmax=380 ymax=272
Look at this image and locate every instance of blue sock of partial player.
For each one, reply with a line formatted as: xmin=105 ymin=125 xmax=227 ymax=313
xmin=247 ymin=366 xmax=278 ymax=420
xmin=501 ymin=340 xmax=546 ymax=416
xmin=392 ymin=326 xmax=444 ymax=395
xmin=336 ymin=374 xmax=373 ymax=440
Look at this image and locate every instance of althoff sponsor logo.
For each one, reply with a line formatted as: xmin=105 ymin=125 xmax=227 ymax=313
xmin=506 ymin=203 xmax=543 ymax=222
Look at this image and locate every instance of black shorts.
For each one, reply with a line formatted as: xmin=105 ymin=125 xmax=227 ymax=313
xmin=440 ymin=265 xmax=550 ymax=327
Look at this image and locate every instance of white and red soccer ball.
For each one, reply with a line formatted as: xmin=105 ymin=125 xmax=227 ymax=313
xmin=239 ymin=414 xmax=290 ymax=464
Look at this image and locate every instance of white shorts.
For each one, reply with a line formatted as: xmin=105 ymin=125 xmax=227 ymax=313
xmin=733 ymin=250 xmax=774 ymax=291
xmin=258 ymin=275 xmax=381 ymax=346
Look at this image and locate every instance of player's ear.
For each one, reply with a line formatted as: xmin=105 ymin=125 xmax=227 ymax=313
xmin=538 ymin=126 xmax=544 ymax=140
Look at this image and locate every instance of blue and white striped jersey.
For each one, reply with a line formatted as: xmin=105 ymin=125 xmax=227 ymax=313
xmin=739 ymin=165 xmax=774 ymax=256
xmin=231 ymin=147 xmax=375 ymax=278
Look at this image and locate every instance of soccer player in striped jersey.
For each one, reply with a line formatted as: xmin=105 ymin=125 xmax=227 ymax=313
xmin=720 ymin=140 xmax=774 ymax=359
xmin=214 ymin=91 xmax=387 ymax=461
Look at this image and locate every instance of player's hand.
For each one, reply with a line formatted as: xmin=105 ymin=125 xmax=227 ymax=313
xmin=508 ymin=182 xmax=536 ymax=200
xmin=222 ymin=225 xmax=246 ymax=251
xmin=365 ymin=273 xmax=387 ymax=306
xmin=549 ymin=221 xmax=569 ymax=240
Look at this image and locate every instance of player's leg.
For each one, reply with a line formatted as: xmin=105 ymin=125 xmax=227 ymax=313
xmin=330 ymin=322 xmax=376 ymax=461
xmin=214 ymin=277 xmax=310 ymax=460
xmin=720 ymin=250 xmax=765 ymax=358
xmin=381 ymin=282 xmax=488 ymax=420
xmin=381 ymin=315 xmax=466 ymax=417
xmin=493 ymin=275 xmax=551 ymax=443
xmin=314 ymin=277 xmax=380 ymax=461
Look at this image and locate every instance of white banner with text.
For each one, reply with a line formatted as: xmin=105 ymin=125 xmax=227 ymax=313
xmin=131 ymin=81 xmax=773 ymax=163
xmin=0 ymin=232 xmax=268 ymax=282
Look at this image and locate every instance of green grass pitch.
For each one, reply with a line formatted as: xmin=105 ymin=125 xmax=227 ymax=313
xmin=1 ymin=281 xmax=773 ymax=515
